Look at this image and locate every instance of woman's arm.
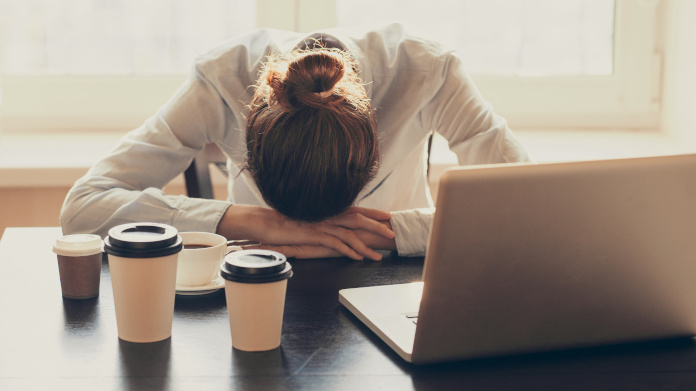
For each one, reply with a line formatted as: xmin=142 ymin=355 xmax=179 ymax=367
xmin=421 ymin=52 xmax=532 ymax=166
xmin=382 ymin=52 xmax=533 ymax=258
xmin=217 ymin=205 xmax=395 ymax=260
xmin=60 ymin=63 xmax=233 ymax=239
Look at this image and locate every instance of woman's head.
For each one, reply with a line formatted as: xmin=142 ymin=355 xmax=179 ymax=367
xmin=245 ymin=48 xmax=379 ymax=222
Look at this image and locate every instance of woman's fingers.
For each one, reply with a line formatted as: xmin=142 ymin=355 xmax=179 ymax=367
xmin=316 ymin=224 xmax=383 ymax=261
xmin=345 ymin=206 xmax=391 ymax=221
xmin=312 ymin=231 xmax=365 ymax=260
xmin=327 ymin=208 xmax=395 ymax=239
xmin=296 ymin=207 xmax=394 ymax=260
xmin=328 ymin=212 xmax=394 ymax=239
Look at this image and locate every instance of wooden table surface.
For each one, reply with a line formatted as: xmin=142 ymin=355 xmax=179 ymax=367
xmin=2 ymin=227 xmax=696 ymax=391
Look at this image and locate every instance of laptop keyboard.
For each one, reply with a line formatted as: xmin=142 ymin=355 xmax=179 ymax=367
xmin=404 ymin=312 xmax=419 ymax=325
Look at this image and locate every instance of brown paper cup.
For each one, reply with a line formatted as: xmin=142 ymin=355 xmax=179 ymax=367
xmin=57 ymin=253 xmax=102 ymax=299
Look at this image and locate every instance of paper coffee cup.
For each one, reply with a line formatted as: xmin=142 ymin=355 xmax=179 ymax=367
xmin=220 ymin=250 xmax=293 ymax=351
xmin=52 ymin=234 xmax=103 ymax=299
xmin=104 ymin=223 xmax=183 ymax=343
xmin=177 ymin=232 xmax=241 ymax=287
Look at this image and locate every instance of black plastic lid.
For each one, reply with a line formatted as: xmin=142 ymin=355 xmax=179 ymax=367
xmin=220 ymin=250 xmax=293 ymax=283
xmin=103 ymin=222 xmax=183 ymax=258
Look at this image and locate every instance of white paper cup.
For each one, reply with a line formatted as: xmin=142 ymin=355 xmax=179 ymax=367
xmin=177 ymin=232 xmax=241 ymax=287
xmin=108 ymin=253 xmax=179 ymax=342
xmin=220 ymin=250 xmax=293 ymax=351
xmin=104 ymin=223 xmax=183 ymax=343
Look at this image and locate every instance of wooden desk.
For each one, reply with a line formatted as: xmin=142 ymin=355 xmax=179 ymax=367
xmin=2 ymin=227 xmax=696 ymax=390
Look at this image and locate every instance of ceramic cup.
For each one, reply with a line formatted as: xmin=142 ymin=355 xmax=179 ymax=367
xmin=177 ymin=232 xmax=241 ymax=287
xmin=104 ymin=222 xmax=183 ymax=343
xmin=220 ymin=250 xmax=293 ymax=351
xmin=52 ymin=234 xmax=104 ymax=299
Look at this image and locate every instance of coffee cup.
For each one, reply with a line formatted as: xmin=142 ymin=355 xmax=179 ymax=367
xmin=220 ymin=249 xmax=293 ymax=351
xmin=52 ymin=234 xmax=103 ymax=299
xmin=177 ymin=232 xmax=241 ymax=287
xmin=104 ymin=222 xmax=183 ymax=343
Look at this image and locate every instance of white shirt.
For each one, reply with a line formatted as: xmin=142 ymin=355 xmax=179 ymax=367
xmin=60 ymin=23 xmax=532 ymax=257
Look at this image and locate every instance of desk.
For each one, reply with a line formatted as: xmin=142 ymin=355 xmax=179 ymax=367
xmin=2 ymin=227 xmax=696 ymax=390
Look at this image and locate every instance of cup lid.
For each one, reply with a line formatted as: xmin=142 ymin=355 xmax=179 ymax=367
xmin=103 ymin=222 xmax=182 ymax=258
xmin=53 ymin=234 xmax=103 ymax=257
xmin=220 ymin=250 xmax=293 ymax=283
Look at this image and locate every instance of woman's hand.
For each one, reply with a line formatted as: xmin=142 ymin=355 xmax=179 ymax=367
xmin=247 ymin=220 xmax=397 ymax=260
xmin=216 ymin=205 xmax=395 ymax=260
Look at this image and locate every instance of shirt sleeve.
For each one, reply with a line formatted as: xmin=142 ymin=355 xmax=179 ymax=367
xmin=388 ymin=50 xmax=533 ymax=257
xmin=390 ymin=208 xmax=434 ymax=257
xmin=60 ymin=62 xmax=235 ymax=239
xmin=420 ymin=52 xmax=533 ymax=166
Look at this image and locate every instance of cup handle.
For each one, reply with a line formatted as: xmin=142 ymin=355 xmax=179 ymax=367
xmin=225 ymin=244 xmax=243 ymax=256
xmin=226 ymin=240 xmax=260 ymax=247
xmin=220 ymin=244 xmax=243 ymax=269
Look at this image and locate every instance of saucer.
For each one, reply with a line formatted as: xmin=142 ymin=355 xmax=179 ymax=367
xmin=176 ymin=277 xmax=225 ymax=295
xmin=175 ymin=289 xmax=221 ymax=296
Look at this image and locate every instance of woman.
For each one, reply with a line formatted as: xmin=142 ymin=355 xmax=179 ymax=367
xmin=60 ymin=23 xmax=532 ymax=260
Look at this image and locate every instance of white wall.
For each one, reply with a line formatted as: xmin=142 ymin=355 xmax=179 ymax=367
xmin=661 ymin=0 xmax=696 ymax=142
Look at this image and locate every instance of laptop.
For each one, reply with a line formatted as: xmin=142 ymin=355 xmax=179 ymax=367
xmin=339 ymin=154 xmax=696 ymax=364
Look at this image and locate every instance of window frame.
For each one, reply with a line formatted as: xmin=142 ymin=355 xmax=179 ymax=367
xmin=0 ymin=0 xmax=661 ymax=133
xmin=467 ymin=0 xmax=662 ymax=129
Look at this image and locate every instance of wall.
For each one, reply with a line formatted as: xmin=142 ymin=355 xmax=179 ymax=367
xmin=660 ymin=0 xmax=696 ymax=140
xmin=0 ymin=187 xmax=68 ymax=236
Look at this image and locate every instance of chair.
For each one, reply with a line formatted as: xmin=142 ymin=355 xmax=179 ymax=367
xmin=184 ymin=143 xmax=227 ymax=199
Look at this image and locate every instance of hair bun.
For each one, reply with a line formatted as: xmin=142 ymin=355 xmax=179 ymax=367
xmin=265 ymin=50 xmax=349 ymax=110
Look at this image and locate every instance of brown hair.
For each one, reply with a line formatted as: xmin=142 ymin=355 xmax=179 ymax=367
xmin=245 ymin=48 xmax=379 ymax=222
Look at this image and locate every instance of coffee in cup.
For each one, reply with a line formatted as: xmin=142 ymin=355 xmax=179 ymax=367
xmin=52 ymin=234 xmax=103 ymax=299
xmin=104 ymin=222 xmax=183 ymax=343
xmin=220 ymin=249 xmax=293 ymax=351
xmin=177 ymin=232 xmax=241 ymax=287
xmin=183 ymin=244 xmax=212 ymax=250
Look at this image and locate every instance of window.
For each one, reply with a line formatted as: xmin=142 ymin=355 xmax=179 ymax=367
xmin=2 ymin=0 xmax=256 ymax=75
xmin=337 ymin=0 xmax=614 ymax=77
xmin=1 ymin=0 xmax=257 ymax=132
xmin=333 ymin=0 xmax=661 ymax=129
xmin=0 ymin=0 xmax=662 ymax=133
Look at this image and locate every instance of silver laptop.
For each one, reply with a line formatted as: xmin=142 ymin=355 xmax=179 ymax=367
xmin=339 ymin=154 xmax=696 ymax=364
